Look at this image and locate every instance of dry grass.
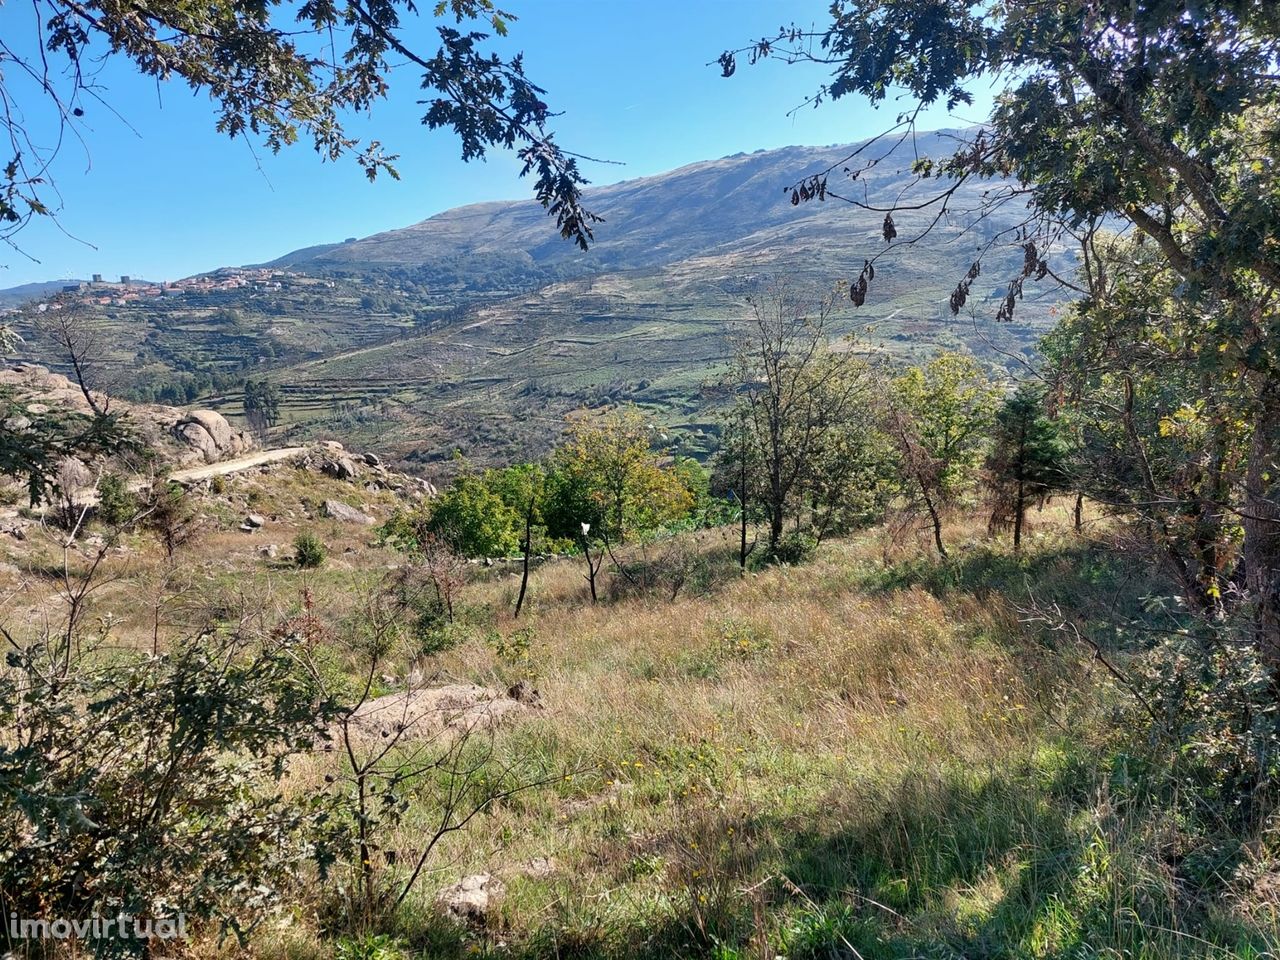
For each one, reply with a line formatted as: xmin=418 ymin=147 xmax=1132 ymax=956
xmin=5 ymin=487 xmax=1277 ymax=958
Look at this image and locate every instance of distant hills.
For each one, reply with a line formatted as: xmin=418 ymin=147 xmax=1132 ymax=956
xmin=269 ymin=129 xmax=1030 ymax=284
xmin=0 ymin=280 xmax=88 ymax=308
xmin=6 ymin=129 xmax=1069 ymax=471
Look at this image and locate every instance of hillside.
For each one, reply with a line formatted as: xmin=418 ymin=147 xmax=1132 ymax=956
xmin=7 ymin=130 xmax=1067 ymax=469
xmin=272 ymin=131 xmax=1005 ymax=276
xmin=2 ymin=448 xmax=1273 ymax=958
xmin=0 ymin=279 xmax=88 ymax=307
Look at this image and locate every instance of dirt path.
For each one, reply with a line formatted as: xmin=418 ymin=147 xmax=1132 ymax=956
xmin=169 ymin=446 xmax=309 ymax=484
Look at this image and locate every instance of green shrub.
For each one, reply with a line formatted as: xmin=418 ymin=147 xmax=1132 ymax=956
xmin=0 ymin=621 xmax=335 ymax=955
xmin=489 ymin=625 xmax=537 ymax=671
xmin=97 ymin=471 xmax=139 ymax=526
xmin=752 ymin=530 xmax=817 ymax=568
xmin=417 ymin=619 xmax=475 ymax=657
xmin=334 ymin=933 xmax=408 ymax=960
xmin=294 ymin=531 xmax=326 ymax=568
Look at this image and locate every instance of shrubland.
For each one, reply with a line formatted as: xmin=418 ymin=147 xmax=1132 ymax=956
xmin=4 ymin=464 xmax=1277 ymax=958
xmin=2 ymin=308 xmax=1279 ymax=956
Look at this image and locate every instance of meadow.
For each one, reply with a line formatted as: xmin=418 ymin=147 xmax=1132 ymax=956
xmin=6 ymin=460 xmax=1272 ymax=959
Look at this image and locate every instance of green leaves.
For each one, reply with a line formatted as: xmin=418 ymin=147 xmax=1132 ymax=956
xmin=0 ymin=626 xmax=337 ymax=946
xmin=9 ymin=0 xmax=596 ymax=250
xmin=892 ymin=352 xmax=998 ymax=498
xmin=0 ymin=388 xmax=133 ymax=506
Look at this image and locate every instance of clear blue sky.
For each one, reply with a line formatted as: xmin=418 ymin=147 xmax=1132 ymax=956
xmin=0 ymin=0 xmax=994 ymax=286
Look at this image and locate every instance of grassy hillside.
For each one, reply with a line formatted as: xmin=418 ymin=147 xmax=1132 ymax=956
xmin=257 ymin=254 xmax=1056 ymax=471
xmin=3 ymin=463 xmax=1273 ymax=959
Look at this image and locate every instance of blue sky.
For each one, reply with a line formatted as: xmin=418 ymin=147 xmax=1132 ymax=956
xmin=0 ymin=0 xmax=994 ymax=286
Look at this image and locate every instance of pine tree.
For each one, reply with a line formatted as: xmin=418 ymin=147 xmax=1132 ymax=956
xmin=985 ymin=387 xmax=1068 ymax=552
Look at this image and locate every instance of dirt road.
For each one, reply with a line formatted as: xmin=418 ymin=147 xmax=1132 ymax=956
xmin=168 ymin=447 xmax=309 ymax=485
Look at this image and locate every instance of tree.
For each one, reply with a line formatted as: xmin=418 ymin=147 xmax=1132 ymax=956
xmin=714 ymin=412 xmax=762 ymax=570
xmin=484 ymin=463 xmax=547 ymax=618
xmin=804 ymin=405 xmax=898 ymax=544
xmin=0 ymin=312 xmax=130 ymax=508
xmin=889 ymin=353 xmax=997 ymax=558
xmin=1042 ymin=236 xmax=1253 ymax=614
xmin=4 ymin=0 xmax=599 ymax=251
xmin=423 ymin=473 xmax=521 ymax=558
xmin=0 ymin=552 xmax=337 ymax=952
xmin=0 ymin=389 xmax=127 ymax=506
xmin=724 ymin=279 xmax=874 ymax=560
xmin=144 ymin=481 xmax=202 ymax=560
xmin=720 ymin=0 xmax=1280 ymax=662
xmin=243 ymin=377 xmax=282 ymax=438
xmin=37 ymin=308 xmax=113 ymax=415
xmin=544 ymin=407 xmax=693 ymax=546
xmin=985 ymin=385 xmax=1068 ymax=552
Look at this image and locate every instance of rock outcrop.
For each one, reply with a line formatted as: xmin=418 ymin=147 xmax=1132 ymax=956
xmin=321 ymin=499 xmax=374 ymax=525
xmin=320 ymin=455 xmax=361 ymax=481
xmin=436 ymin=874 xmax=504 ymax=925
xmin=339 ymin=683 xmax=531 ymax=745
xmin=173 ymin=410 xmax=254 ymax=464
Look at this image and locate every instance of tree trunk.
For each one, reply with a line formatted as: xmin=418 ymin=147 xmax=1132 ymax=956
xmin=514 ymin=503 xmax=533 ymax=618
xmin=921 ymin=484 xmax=947 ymax=559
xmin=1013 ymin=416 xmax=1027 ymax=552
xmin=739 ymin=447 xmax=749 ymax=570
xmin=1013 ymin=476 xmax=1025 ymax=552
xmin=1074 ymin=493 xmax=1083 ymax=532
xmin=768 ymin=402 xmax=784 ymax=554
xmin=583 ymin=539 xmax=598 ymax=603
xmin=767 ymin=450 xmax=784 ymax=555
xmin=769 ymin=509 xmax=784 ymax=556
xmin=1243 ymin=387 xmax=1280 ymax=670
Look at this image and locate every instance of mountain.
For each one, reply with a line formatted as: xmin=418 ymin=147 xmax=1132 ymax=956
xmin=8 ymin=130 xmax=1069 ymax=471
xmin=0 ymin=280 xmax=88 ymax=308
xmin=272 ymin=130 xmax=1017 ymax=281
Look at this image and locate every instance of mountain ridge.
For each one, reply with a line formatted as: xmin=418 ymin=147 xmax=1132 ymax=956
xmin=265 ymin=129 xmax=990 ymax=277
xmin=7 ymin=127 xmax=1063 ymax=470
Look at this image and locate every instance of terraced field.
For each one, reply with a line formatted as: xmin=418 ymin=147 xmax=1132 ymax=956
xmin=7 ymin=130 xmax=1070 ymax=469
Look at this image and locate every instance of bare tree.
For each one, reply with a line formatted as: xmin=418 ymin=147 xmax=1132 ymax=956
xmin=726 ymin=278 xmax=872 ymax=558
xmin=38 ymin=307 xmax=113 ymax=415
xmin=395 ymin=532 xmax=467 ymax=626
xmin=315 ymin=584 xmax=557 ymax=922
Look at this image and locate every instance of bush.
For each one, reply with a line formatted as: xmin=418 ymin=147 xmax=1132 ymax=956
xmin=489 ymin=625 xmax=537 ymax=671
xmin=144 ymin=482 xmax=201 ymax=557
xmin=335 ymin=934 xmax=408 ymax=960
xmin=418 ymin=620 xmax=477 ymax=657
xmin=752 ymin=530 xmax=818 ymax=568
xmin=97 ymin=470 xmax=139 ymax=527
xmin=0 ymin=619 xmax=335 ymax=955
xmin=294 ymin=531 xmax=326 ymax=568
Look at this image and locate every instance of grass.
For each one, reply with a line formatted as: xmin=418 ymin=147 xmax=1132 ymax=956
xmin=3 ymin=482 xmax=1276 ymax=959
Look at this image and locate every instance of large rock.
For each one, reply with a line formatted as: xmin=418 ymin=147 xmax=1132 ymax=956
xmin=321 ymin=456 xmax=361 ymax=481
xmin=342 ymin=683 xmax=529 ymax=744
xmin=185 ymin=410 xmax=233 ymax=449
xmin=56 ymin=456 xmax=93 ymax=491
xmin=176 ymin=421 xmax=220 ymax=462
xmin=436 ymin=874 xmax=504 ymax=925
xmin=173 ymin=410 xmax=254 ymax=464
xmin=322 ymin=499 xmax=374 ymax=525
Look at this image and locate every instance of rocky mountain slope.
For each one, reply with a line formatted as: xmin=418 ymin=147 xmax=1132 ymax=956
xmin=7 ymin=129 xmax=1068 ymax=470
xmin=272 ymin=130 xmax=1008 ymax=279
